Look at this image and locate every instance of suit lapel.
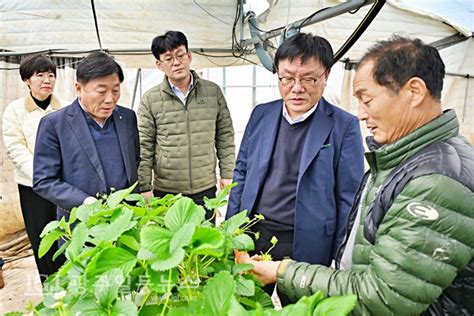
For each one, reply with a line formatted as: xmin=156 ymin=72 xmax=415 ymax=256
xmin=67 ymin=100 xmax=107 ymax=186
xmin=113 ymin=108 xmax=131 ymax=182
xmin=298 ymin=100 xmax=334 ymax=181
xmin=258 ymin=101 xmax=282 ymax=185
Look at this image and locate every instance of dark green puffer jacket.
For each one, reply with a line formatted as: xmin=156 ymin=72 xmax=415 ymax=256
xmin=277 ymin=110 xmax=474 ymax=315
xmin=137 ymin=70 xmax=235 ymax=194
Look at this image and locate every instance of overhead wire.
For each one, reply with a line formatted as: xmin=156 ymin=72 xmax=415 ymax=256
xmin=192 ymin=0 xmax=233 ymax=26
xmin=90 ymin=0 xmax=103 ymax=51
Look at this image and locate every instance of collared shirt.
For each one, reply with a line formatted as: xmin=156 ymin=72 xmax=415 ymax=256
xmin=282 ymin=99 xmax=319 ymax=125
xmin=78 ymin=99 xmax=109 ymax=128
xmin=169 ymin=73 xmax=194 ymax=105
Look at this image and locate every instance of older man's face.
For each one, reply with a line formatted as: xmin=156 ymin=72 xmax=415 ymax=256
xmin=75 ymin=73 xmax=121 ymax=124
xmin=353 ymin=60 xmax=414 ymax=145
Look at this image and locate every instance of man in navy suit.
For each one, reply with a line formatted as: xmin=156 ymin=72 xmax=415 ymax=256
xmin=227 ymin=33 xmax=364 ymax=273
xmin=33 ymin=52 xmax=140 ymax=219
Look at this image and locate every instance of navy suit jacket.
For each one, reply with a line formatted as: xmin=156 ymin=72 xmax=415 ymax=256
xmin=33 ymin=99 xmax=140 ymax=213
xmin=227 ymin=98 xmax=364 ymax=265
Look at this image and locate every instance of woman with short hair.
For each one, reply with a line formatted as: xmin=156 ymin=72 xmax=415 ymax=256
xmin=2 ymin=55 xmax=65 ymax=281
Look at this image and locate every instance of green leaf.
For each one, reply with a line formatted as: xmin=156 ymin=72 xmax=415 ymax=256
xmin=118 ymin=234 xmax=140 ymax=251
xmin=187 ymin=298 xmax=207 ymax=314
xmin=137 ymin=247 xmax=156 ymax=260
xmin=140 ymin=225 xmax=173 ymax=259
xmin=277 ymin=295 xmax=313 ymax=315
xmin=314 ymin=295 xmax=357 ymax=316
xmin=232 ymin=263 xmax=254 ymax=276
xmin=152 ymin=193 xmax=182 ymax=207
xmin=58 ymin=216 xmax=69 ymax=231
xmin=167 ymin=307 xmax=194 ymax=316
xmin=138 ymin=304 xmax=164 ymax=315
xmin=88 ymin=208 xmax=116 ymax=226
xmin=86 ymin=247 xmax=137 ymax=281
xmin=231 ymin=234 xmax=255 ymax=251
xmin=190 ymin=227 xmax=224 ymax=257
xmin=235 ymin=274 xmax=255 ymax=296
xmin=308 ymin=290 xmax=326 ymax=312
xmin=65 ymin=222 xmax=89 ymax=261
xmin=94 ymin=268 xmax=124 ymax=307
xmin=52 ymin=239 xmax=70 ymax=261
xmin=111 ymin=300 xmax=138 ymax=316
xmin=69 ymin=206 xmax=78 ymax=224
xmin=38 ymin=229 xmax=65 ymax=258
xmin=164 ymin=197 xmax=205 ymax=232
xmin=52 ymin=260 xmax=73 ymax=279
xmin=125 ymin=193 xmax=145 ymax=204
xmin=147 ymin=267 xmax=178 ymax=294
xmin=76 ymin=201 xmax=101 ymax=223
xmin=127 ymin=204 xmax=147 ymax=217
xmin=150 ymin=248 xmax=185 ymax=271
xmin=89 ymin=208 xmax=133 ymax=243
xmin=203 ymin=271 xmax=235 ymax=315
xmin=170 ymin=223 xmax=195 ymax=253
xmin=222 ymin=182 xmax=238 ymax=195
xmin=40 ymin=220 xmax=60 ymax=238
xmin=208 ymin=261 xmax=230 ymax=276
xmin=237 ymin=296 xmax=257 ymax=310
xmin=252 ymin=286 xmax=273 ymax=308
xmin=147 ymin=205 xmax=168 ymax=218
xmin=204 ymin=182 xmax=237 ymax=210
xmin=107 ymin=182 xmax=138 ymax=209
xmin=221 ymin=210 xmax=249 ymax=236
xmin=227 ymin=297 xmax=249 ymax=316
xmin=70 ymin=297 xmax=108 ymax=316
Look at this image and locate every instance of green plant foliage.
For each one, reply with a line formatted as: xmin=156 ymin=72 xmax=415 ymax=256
xmin=314 ymin=295 xmax=358 ymax=315
xmin=29 ymin=183 xmax=356 ymax=315
xmin=202 ymin=271 xmax=235 ymax=315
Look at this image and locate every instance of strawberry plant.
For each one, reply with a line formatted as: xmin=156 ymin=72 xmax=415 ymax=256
xmin=11 ymin=183 xmax=356 ymax=315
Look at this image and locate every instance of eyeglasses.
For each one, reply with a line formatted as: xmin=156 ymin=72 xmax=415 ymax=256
xmin=278 ymin=69 xmax=327 ymax=89
xmin=33 ymin=72 xmax=56 ymax=81
xmin=160 ymin=52 xmax=189 ymax=65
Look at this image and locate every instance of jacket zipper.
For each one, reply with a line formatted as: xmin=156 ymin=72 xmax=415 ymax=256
xmin=184 ymin=81 xmax=198 ymax=193
xmin=334 ymin=171 xmax=371 ymax=268
xmin=185 ymin=107 xmax=192 ymax=193
xmin=168 ymin=73 xmax=198 ymax=194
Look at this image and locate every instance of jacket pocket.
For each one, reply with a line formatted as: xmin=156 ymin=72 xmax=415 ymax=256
xmin=325 ymin=218 xmax=336 ymax=236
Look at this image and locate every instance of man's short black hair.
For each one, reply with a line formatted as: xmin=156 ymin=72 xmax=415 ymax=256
xmin=357 ymin=35 xmax=445 ymax=100
xmin=76 ymin=51 xmax=124 ymax=84
xmin=274 ymin=33 xmax=334 ymax=71
xmin=151 ymin=31 xmax=189 ymax=60
xmin=19 ymin=55 xmax=56 ymax=81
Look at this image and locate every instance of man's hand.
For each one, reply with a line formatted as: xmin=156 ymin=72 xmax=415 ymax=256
xmin=235 ymin=250 xmax=280 ymax=285
xmin=219 ymin=178 xmax=232 ymax=190
xmin=141 ymin=191 xmax=153 ymax=200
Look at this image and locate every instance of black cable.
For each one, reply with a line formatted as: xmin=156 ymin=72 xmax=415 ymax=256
xmin=298 ymin=7 xmax=330 ymax=32
xmin=90 ymin=0 xmax=103 ymax=51
xmin=231 ymin=1 xmax=257 ymax=63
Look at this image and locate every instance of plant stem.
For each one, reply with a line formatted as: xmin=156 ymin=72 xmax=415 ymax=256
xmin=202 ymin=257 xmax=215 ymax=269
xmin=160 ymin=269 xmax=173 ymax=316
xmin=209 ymin=208 xmax=217 ymax=222
xmin=185 ymin=254 xmax=194 ymax=300
xmin=138 ymin=287 xmax=152 ymax=313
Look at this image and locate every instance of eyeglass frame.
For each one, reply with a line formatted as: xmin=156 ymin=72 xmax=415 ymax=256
xmin=278 ymin=69 xmax=328 ymax=88
xmin=32 ymin=72 xmax=56 ymax=81
xmin=159 ymin=51 xmax=189 ymax=65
